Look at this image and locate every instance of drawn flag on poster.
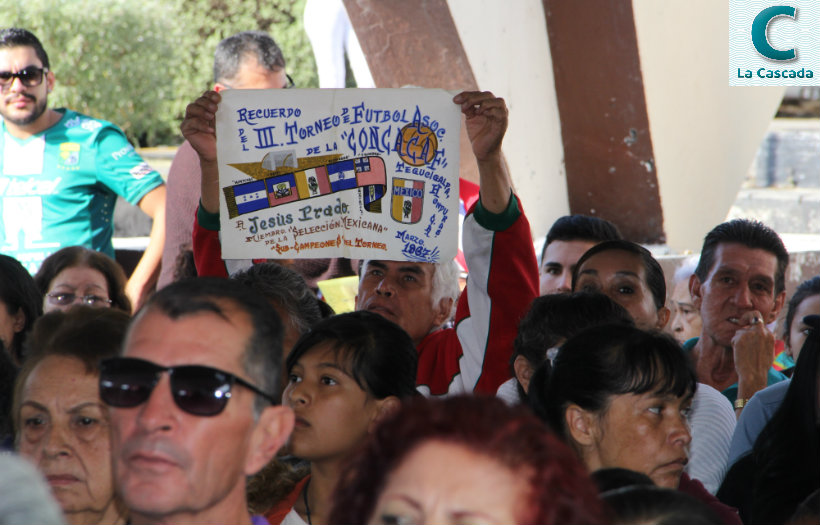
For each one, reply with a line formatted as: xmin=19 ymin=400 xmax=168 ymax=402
xmin=355 ymin=156 xmax=387 ymax=212
xmin=364 ymin=183 xmax=385 ymax=212
xmin=327 ymin=160 xmax=358 ymax=192
xmin=233 ymin=180 xmax=269 ymax=215
xmin=267 ymin=173 xmax=299 ymax=206
xmin=295 ymin=168 xmax=331 ymax=198
xmin=392 ymin=178 xmax=424 ymax=224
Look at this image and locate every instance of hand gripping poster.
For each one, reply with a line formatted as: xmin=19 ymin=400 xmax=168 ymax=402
xmin=215 ymin=89 xmax=461 ymax=263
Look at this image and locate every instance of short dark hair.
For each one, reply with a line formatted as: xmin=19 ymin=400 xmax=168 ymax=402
xmin=572 ymin=240 xmax=667 ymax=310
xmin=541 ymin=215 xmax=622 ymax=261
xmin=529 ymin=324 xmax=696 ymax=442
xmin=0 ymin=28 xmax=49 ymax=69
xmin=13 ymin=307 xmax=130 ymax=439
xmin=232 ymin=262 xmax=324 ymax=338
xmin=329 ymin=395 xmax=608 ymax=525
xmin=782 ymin=276 xmax=820 ymax=347
xmin=694 ymin=219 xmax=789 ymax=295
xmin=134 ymin=277 xmax=284 ymax=413
xmin=591 ymin=467 xmax=653 ymax=493
xmin=213 ymin=31 xmax=285 ymax=84
xmin=602 ymin=485 xmax=722 ymax=525
xmin=512 ymin=292 xmax=634 ymax=401
xmin=0 ymin=255 xmax=42 ymax=363
xmin=34 ymin=246 xmax=131 ymax=314
xmin=286 ymin=311 xmax=417 ymax=400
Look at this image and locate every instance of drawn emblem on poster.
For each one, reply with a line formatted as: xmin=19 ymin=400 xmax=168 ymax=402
xmin=215 ymin=88 xmax=460 ymax=262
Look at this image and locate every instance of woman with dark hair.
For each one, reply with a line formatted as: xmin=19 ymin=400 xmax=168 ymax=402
xmin=529 ymin=324 xmax=741 ymax=524
xmin=329 ymin=395 xmax=607 ymax=525
xmin=258 ymin=311 xmax=418 ymax=524
xmin=499 ymin=292 xmax=634 ymax=405
xmin=13 ymin=306 xmax=131 ymax=525
xmin=0 ymin=254 xmax=42 ymax=364
xmin=718 ymin=315 xmax=820 ymax=524
xmin=602 ymin=485 xmax=722 ymax=525
xmin=34 ymin=246 xmax=131 ymax=314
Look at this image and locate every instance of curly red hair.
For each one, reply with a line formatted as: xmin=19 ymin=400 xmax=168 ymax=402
xmin=329 ymin=395 xmax=607 ymax=524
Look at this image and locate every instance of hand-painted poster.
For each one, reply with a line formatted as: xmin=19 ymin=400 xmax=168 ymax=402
xmin=215 ymin=89 xmax=461 ymax=263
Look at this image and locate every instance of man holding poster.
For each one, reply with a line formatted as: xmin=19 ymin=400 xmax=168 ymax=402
xmin=182 ymin=89 xmax=538 ymax=396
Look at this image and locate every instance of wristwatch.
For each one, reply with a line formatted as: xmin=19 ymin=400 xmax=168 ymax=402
xmin=734 ymin=398 xmax=749 ymax=409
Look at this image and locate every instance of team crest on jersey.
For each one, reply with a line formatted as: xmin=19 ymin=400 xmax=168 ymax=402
xmin=81 ymin=119 xmax=103 ymax=132
xmin=59 ymin=142 xmax=81 ymax=169
xmin=129 ymin=162 xmax=154 ymax=180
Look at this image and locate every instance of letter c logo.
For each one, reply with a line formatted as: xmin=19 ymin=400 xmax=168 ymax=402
xmin=751 ymin=5 xmax=797 ymax=61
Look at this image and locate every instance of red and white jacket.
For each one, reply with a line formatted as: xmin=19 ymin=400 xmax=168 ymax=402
xmin=191 ymin=195 xmax=538 ymax=397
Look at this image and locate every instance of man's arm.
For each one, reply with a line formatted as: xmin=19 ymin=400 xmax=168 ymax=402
xmin=181 ymin=91 xmax=221 ymax=214
xmin=180 ymin=91 xmax=233 ymax=278
xmin=126 ymin=184 xmax=166 ymax=309
xmin=440 ymin=92 xmax=537 ymax=395
xmin=453 ymin=91 xmax=512 ymax=213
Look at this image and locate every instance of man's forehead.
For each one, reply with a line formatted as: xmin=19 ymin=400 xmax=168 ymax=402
xmin=708 ymin=242 xmax=778 ymax=279
xmin=0 ymin=45 xmax=41 ymax=65
xmin=544 ymin=239 xmax=596 ymax=262
xmin=363 ymin=259 xmax=435 ymax=274
xmin=125 ymin=307 xmax=250 ymax=368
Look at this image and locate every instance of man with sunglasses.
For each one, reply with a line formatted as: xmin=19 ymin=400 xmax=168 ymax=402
xmin=0 ymin=28 xmax=166 ymax=309
xmin=102 ymin=277 xmax=294 ymax=525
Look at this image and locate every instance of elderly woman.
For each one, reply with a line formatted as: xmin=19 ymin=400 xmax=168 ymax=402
xmin=529 ymin=324 xmax=741 ymax=524
xmin=34 ymin=246 xmax=131 ymax=314
xmin=329 ymin=395 xmax=607 ymax=525
xmin=13 ymin=306 xmax=130 ymax=525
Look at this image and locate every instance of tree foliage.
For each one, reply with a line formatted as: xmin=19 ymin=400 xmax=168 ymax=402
xmin=0 ymin=0 xmax=317 ymax=146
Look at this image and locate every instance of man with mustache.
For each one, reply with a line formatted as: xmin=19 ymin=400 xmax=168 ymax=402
xmin=686 ymin=219 xmax=789 ymax=412
xmin=103 ymin=278 xmax=294 ymax=525
xmin=185 ymin=90 xmax=540 ymax=397
xmin=0 ymin=28 xmax=165 ymax=308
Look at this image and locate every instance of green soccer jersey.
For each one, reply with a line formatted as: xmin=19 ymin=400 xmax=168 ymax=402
xmin=0 ymin=109 xmax=164 ymax=273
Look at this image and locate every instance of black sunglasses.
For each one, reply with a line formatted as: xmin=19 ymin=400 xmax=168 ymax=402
xmin=99 ymin=357 xmax=275 ymax=416
xmin=0 ymin=66 xmax=48 ymax=88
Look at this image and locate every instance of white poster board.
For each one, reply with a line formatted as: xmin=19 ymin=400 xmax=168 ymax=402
xmin=215 ymin=89 xmax=461 ymax=263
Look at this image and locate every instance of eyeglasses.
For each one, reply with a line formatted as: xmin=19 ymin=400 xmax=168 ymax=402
xmin=99 ymin=357 xmax=275 ymax=416
xmin=46 ymin=292 xmax=112 ymax=307
xmin=0 ymin=66 xmax=48 ymax=88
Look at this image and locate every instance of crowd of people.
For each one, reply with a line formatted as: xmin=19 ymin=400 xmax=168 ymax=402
xmin=1 ymin=26 xmax=818 ymax=525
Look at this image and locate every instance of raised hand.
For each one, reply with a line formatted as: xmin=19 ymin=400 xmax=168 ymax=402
xmin=181 ymin=90 xmax=221 ymax=164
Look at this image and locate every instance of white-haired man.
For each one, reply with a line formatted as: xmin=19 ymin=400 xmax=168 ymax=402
xmin=184 ymin=90 xmax=539 ymax=396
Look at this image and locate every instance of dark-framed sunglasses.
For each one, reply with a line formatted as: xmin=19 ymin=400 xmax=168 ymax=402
xmin=99 ymin=357 xmax=275 ymax=416
xmin=0 ymin=66 xmax=48 ymax=88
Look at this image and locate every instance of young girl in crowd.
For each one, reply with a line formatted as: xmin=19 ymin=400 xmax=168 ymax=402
xmin=259 ymin=311 xmax=418 ymax=525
